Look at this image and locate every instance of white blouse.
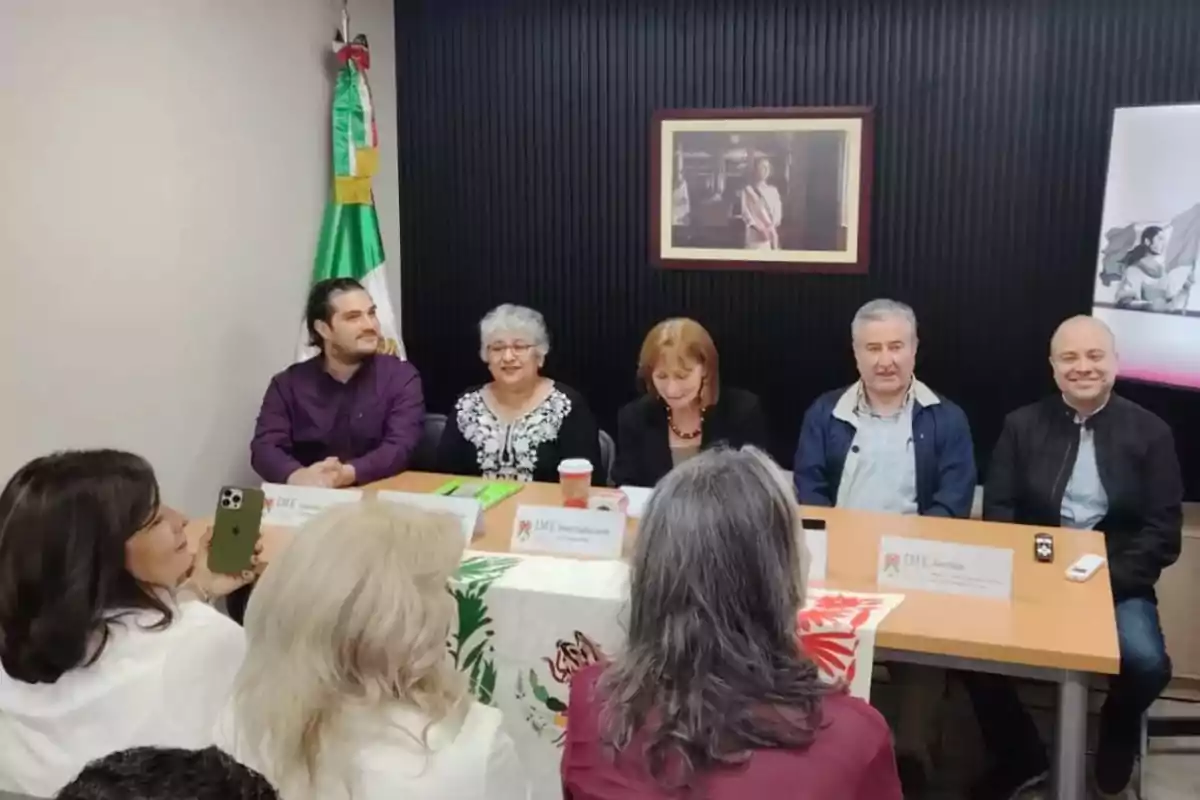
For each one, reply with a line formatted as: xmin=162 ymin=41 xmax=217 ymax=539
xmin=219 ymin=700 xmax=530 ymax=800
xmin=0 ymin=601 xmax=245 ymax=797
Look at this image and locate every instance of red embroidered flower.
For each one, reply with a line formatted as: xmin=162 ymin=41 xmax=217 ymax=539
xmin=797 ymin=594 xmax=882 ymax=632
xmin=799 ymin=630 xmax=859 ymax=684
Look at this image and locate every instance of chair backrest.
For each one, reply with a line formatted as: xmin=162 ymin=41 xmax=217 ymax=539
xmin=598 ymin=429 xmax=615 ymax=486
xmin=411 ymin=412 xmax=447 ymax=471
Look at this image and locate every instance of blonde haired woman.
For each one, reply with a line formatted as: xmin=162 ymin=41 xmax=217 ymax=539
xmin=217 ymin=503 xmax=529 ymax=800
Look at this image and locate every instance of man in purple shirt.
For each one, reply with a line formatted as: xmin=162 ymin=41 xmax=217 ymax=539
xmin=250 ymin=277 xmax=424 ymax=487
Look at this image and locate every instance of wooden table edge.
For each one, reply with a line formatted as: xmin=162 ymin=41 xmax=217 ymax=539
xmin=876 ymin=631 xmax=1120 ymax=675
xmin=243 ymin=474 xmax=1122 ymax=677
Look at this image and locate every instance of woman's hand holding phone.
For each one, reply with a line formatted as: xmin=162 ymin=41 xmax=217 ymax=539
xmin=181 ymin=527 xmax=263 ymax=601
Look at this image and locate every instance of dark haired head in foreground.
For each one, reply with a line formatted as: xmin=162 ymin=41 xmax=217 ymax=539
xmin=599 ymin=446 xmax=826 ymax=787
xmin=56 ymin=747 xmax=277 ymax=799
xmin=0 ymin=449 xmax=178 ymax=684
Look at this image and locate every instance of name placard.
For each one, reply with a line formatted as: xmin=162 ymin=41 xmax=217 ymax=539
xmin=510 ymin=505 xmax=626 ymax=559
xmin=618 ymin=486 xmax=653 ymax=519
xmin=805 ymin=528 xmax=829 ymax=583
xmin=877 ymin=535 xmax=1013 ymax=600
xmin=377 ymin=490 xmax=482 ymax=544
xmin=261 ymin=484 xmax=363 ymax=527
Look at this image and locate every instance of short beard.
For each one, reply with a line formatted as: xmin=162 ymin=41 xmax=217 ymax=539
xmin=329 ymin=339 xmax=374 ymax=363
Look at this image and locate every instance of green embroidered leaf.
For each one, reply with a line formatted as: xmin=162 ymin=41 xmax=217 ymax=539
xmin=546 ymin=697 xmax=568 ymax=713
xmin=530 ymin=670 xmax=552 ymax=704
xmin=477 ymin=660 xmax=498 ymax=705
xmin=454 ymin=555 xmax=521 ymax=585
xmin=462 ymin=638 xmax=489 ymax=671
xmin=449 ymin=556 xmax=519 ymax=703
xmin=455 ymin=596 xmax=486 ymax=653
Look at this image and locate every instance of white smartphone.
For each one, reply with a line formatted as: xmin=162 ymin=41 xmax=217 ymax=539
xmin=1065 ymin=554 xmax=1107 ymax=583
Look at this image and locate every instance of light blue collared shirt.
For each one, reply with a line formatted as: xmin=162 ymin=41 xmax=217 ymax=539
xmin=838 ymin=386 xmax=919 ymax=515
xmin=1060 ymin=401 xmax=1109 ymax=530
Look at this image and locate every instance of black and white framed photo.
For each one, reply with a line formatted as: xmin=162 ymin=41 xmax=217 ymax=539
xmin=651 ymin=106 xmax=874 ymax=273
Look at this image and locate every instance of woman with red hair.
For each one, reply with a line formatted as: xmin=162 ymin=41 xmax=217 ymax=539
xmin=612 ymin=318 xmax=769 ymax=487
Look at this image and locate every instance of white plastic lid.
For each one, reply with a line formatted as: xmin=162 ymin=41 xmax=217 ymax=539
xmin=558 ymin=458 xmax=594 ymax=474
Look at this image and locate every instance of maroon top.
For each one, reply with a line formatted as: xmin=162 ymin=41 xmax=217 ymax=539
xmin=561 ymin=664 xmax=902 ymax=800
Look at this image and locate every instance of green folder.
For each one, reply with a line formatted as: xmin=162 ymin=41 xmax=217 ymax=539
xmin=432 ymin=478 xmax=524 ymax=510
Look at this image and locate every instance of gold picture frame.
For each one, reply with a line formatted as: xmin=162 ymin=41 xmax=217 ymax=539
xmin=652 ymin=107 xmax=873 ymax=273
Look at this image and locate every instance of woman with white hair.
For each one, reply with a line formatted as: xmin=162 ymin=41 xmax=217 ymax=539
xmin=437 ymin=303 xmax=601 ymax=483
xmin=562 ymin=447 xmax=902 ymax=800
xmin=216 ymin=502 xmax=530 ymax=800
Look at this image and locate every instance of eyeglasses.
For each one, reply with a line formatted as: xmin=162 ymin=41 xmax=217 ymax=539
xmin=487 ymin=342 xmax=534 ymax=357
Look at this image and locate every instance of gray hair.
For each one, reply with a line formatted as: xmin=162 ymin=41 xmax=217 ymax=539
xmin=478 ymin=304 xmax=550 ymax=361
xmin=851 ymin=298 xmax=918 ymax=341
xmin=599 ymin=447 xmax=826 ymax=789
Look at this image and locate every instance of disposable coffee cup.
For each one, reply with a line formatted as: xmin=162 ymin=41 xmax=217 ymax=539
xmin=558 ymin=458 xmax=594 ymax=508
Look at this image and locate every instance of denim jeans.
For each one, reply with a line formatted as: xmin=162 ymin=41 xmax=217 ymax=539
xmin=963 ymin=597 xmax=1172 ymax=768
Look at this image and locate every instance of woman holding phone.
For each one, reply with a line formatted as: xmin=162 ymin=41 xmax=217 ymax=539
xmin=0 ymin=449 xmax=257 ymax=797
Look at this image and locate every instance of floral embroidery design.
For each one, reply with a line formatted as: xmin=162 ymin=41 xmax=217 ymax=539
xmin=456 ymin=389 xmax=572 ymax=481
xmin=796 ymin=593 xmax=884 ymax=687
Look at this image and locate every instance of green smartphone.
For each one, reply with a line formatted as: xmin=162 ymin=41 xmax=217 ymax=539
xmin=208 ymin=486 xmax=264 ymax=574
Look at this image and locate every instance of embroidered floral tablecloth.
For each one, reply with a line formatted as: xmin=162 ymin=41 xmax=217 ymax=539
xmin=450 ymin=552 xmax=905 ymax=800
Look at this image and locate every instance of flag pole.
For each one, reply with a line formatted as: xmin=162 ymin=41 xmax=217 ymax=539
xmin=341 ymin=0 xmax=350 ymax=40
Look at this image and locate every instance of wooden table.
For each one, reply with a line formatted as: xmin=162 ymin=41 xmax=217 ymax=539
xmin=221 ymin=472 xmax=1120 ymax=800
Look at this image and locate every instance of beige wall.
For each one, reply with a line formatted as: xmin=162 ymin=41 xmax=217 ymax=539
xmin=0 ymin=0 xmax=402 ymax=514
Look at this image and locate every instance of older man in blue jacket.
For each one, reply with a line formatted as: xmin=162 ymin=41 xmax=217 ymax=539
xmin=794 ymin=299 xmax=976 ymax=517
xmin=793 ymin=298 xmax=977 ymax=791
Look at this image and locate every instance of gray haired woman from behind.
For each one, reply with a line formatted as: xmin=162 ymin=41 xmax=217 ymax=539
xmin=561 ymin=447 xmax=903 ymax=800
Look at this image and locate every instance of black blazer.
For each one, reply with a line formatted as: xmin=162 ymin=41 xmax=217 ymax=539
xmin=612 ymin=388 xmax=770 ymax=487
xmin=984 ymin=393 xmax=1183 ymax=602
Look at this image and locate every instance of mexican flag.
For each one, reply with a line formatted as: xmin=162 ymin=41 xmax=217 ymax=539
xmin=297 ymin=29 xmax=406 ymax=361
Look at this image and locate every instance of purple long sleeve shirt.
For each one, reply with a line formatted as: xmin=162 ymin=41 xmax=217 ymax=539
xmin=250 ymin=355 xmax=425 ymax=486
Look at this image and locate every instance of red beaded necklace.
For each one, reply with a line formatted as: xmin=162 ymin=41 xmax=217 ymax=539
xmin=667 ymin=406 xmax=704 ymax=440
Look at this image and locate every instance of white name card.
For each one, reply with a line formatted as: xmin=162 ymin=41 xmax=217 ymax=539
xmin=510 ymin=505 xmax=626 ymax=559
xmin=877 ymin=535 xmax=1013 ymax=600
xmin=618 ymin=486 xmax=653 ymax=519
xmin=261 ymin=484 xmax=363 ymax=528
xmin=805 ymin=528 xmax=829 ymax=583
xmin=377 ymin=490 xmax=482 ymax=544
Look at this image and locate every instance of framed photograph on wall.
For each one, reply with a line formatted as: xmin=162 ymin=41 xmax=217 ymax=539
xmin=651 ymin=106 xmax=874 ymax=273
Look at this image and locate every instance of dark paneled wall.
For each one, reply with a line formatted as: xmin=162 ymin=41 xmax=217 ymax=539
xmin=395 ymin=0 xmax=1200 ymax=497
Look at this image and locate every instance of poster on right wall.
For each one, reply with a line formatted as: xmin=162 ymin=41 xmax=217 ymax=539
xmin=1093 ymin=104 xmax=1200 ymax=390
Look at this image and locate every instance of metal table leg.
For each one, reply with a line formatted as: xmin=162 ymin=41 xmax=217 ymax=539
xmin=1054 ymin=671 xmax=1089 ymax=800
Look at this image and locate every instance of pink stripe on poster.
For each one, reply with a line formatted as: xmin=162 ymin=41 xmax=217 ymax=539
xmin=1120 ymin=368 xmax=1200 ymax=389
